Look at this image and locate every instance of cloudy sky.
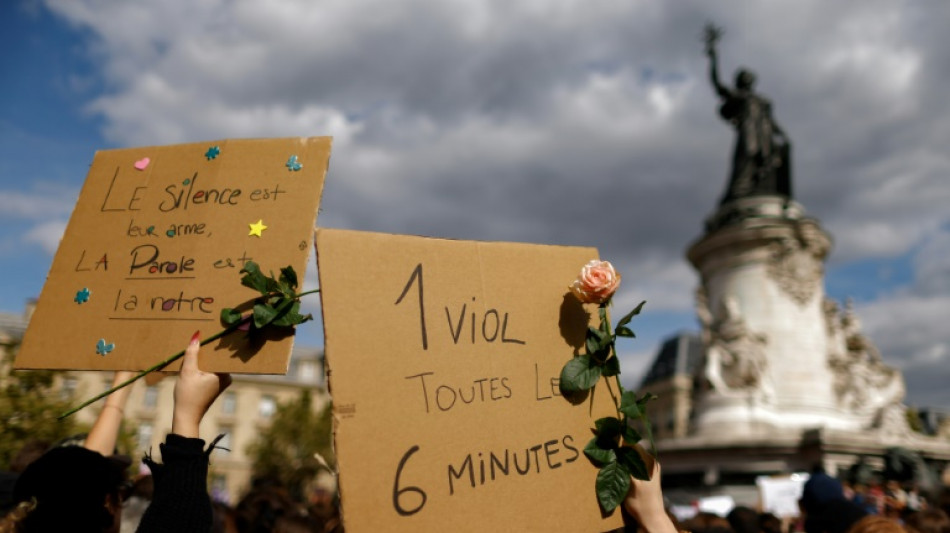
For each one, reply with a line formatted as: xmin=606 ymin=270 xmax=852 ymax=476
xmin=1 ymin=1 xmax=948 ymax=407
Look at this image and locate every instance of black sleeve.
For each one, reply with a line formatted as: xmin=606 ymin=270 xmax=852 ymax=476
xmin=137 ymin=434 xmax=222 ymax=533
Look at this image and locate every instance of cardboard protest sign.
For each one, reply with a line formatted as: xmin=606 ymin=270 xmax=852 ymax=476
xmin=16 ymin=137 xmax=331 ymax=374
xmin=316 ymin=228 xmax=623 ymax=532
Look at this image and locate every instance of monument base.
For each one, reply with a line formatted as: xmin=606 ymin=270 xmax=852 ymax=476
xmin=656 ymin=428 xmax=950 ymax=508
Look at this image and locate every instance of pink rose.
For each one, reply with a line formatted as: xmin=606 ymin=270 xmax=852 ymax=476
xmin=570 ymin=260 xmax=621 ymax=304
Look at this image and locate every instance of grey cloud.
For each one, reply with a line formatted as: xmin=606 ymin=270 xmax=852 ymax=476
xmin=38 ymin=0 xmax=950 ymax=405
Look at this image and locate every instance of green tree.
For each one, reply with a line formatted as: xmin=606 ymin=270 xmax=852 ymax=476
xmin=0 ymin=342 xmax=79 ymax=470
xmin=247 ymin=389 xmax=334 ymax=500
xmin=906 ymin=406 xmax=924 ymax=433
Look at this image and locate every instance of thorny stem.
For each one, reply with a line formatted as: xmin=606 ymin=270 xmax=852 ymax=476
xmin=603 ymin=300 xmax=657 ymax=459
xmin=59 ymin=289 xmax=320 ymax=419
xmin=599 ymin=303 xmax=624 ymax=421
xmin=58 ymin=319 xmax=247 ymax=419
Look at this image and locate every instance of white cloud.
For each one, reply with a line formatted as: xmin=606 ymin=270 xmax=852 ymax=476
xmin=0 ymin=187 xmax=77 ymax=220
xmin=23 ymin=220 xmax=68 ymax=254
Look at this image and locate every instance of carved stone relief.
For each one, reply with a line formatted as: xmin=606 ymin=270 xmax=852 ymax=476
xmin=697 ymin=289 xmax=772 ymax=400
xmin=766 ymin=237 xmax=822 ymax=305
xmin=825 ymin=298 xmax=906 ymax=429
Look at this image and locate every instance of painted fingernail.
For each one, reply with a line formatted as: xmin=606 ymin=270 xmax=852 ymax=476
xmin=191 ymin=331 xmax=201 ymax=345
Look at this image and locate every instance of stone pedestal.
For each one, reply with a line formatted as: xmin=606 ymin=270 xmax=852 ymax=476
xmin=687 ymin=196 xmax=859 ymax=434
xmin=651 ymin=195 xmax=950 ymax=508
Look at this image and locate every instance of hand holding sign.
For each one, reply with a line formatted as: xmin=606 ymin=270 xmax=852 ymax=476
xmin=316 ymin=229 xmax=628 ymax=532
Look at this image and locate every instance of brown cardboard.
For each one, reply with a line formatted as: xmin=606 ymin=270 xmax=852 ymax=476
xmin=15 ymin=137 xmax=331 ymax=374
xmin=316 ymin=228 xmax=624 ymax=532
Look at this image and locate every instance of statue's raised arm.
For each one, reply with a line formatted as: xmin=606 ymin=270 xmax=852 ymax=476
xmin=704 ymin=23 xmax=730 ymax=99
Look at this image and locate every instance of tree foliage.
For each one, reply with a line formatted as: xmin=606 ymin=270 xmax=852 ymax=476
xmin=247 ymin=389 xmax=334 ymax=501
xmin=0 ymin=342 xmax=79 ymax=470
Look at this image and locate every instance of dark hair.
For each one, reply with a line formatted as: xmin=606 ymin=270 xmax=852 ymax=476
xmin=905 ymin=508 xmax=950 ymax=533
xmin=234 ymin=484 xmax=305 ymax=533
xmin=12 ymin=446 xmax=126 ymax=532
xmin=9 ymin=441 xmax=51 ymax=474
xmin=728 ymin=505 xmax=762 ymax=533
xmin=760 ymin=512 xmax=784 ymax=533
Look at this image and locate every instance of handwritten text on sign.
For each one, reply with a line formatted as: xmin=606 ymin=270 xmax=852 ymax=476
xmin=16 ymin=137 xmax=330 ymax=373
xmin=316 ymin=229 xmax=622 ymax=532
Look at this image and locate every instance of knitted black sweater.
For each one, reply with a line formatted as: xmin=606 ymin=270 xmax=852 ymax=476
xmin=137 ymin=434 xmax=221 ymax=533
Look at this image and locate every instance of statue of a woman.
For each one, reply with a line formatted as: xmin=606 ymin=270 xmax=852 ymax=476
xmin=704 ymin=24 xmax=792 ymax=205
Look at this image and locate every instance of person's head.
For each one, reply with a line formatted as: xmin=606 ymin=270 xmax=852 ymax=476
xmin=805 ymin=499 xmax=868 ymax=533
xmin=234 ymin=483 xmax=303 ymax=533
xmin=12 ymin=446 xmax=127 ymax=533
xmin=847 ymin=515 xmax=905 ymax=533
xmin=760 ymin=512 xmax=784 ymax=533
xmin=735 ymin=69 xmax=756 ymax=89
xmin=8 ymin=441 xmax=51 ymax=474
xmin=904 ymin=508 xmax=950 ymax=533
xmin=728 ymin=505 xmax=762 ymax=533
xmin=802 ymin=473 xmax=846 ymax=516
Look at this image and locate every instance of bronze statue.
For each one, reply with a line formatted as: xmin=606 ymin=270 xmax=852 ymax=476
xmin=704 ymin=23 xmax=792 ymax=205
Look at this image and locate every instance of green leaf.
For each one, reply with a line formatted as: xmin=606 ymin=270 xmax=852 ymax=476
xmin=615 ymin=325 xmax=635 ymax=338
xmin=279 ymin=266 xmax=299 ymax=292
xmin=559 ymin=354 xmax=603 ymax=393
xmin=594 ymin=416 xmax=623 ymax=441
xmin=240 ymin=262 xmax=269 ymax=294
xmin=596 ymin=462 xmax=632 ymax=513
xmin=617 ymin=446 xmax=650 ymax=480
xmin=621 ymin=422 xmax=641 ymax=445
xmin=619 ymin=390 xmax=641 ymax=418
xmin=264 ymin=271 xmax=283 ymax=294
xmin=583 ymin=437 xmax=617 ymax=466
xmin=585 ymin=326 xmax=609 ymax=355
xmin=271 ymin=301 xmax=313 ymax=327
xmin=615 ymin=301 xmax=646 ymax=330
xmin=603 ymin=355 xmax=621 ymax=377
xmin=220 ymin=307 xmax=244 ymax=326
xmin=637 ymin=392 xmax=658 ymax=411
xmin=253 ymin=303 xmax=278 ymax=328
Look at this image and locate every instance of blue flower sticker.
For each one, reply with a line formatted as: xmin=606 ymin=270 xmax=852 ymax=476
xmin=74 ymin=287 xmax=91 ymax=304
xmin=205 ymin=145 xmax=221 ymax=160
xmin=285 ymin=155 xmax=302 ymax=171
xmin=96 ymin=339 xmax=115 ymax=356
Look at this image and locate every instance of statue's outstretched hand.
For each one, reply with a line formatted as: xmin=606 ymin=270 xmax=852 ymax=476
xmin=703 ymin=23 xmax=723 ymax=56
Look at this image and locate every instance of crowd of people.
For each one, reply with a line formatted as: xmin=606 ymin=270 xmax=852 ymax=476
xmin=0 ymin=333 xmax=947 ymax=532
xmin=0 ymin=332 xmax=342 ymax=533
xmin=647 ymin=471 xmax=950 ymax=533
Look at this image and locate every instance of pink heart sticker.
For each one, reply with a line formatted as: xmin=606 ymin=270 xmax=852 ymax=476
xmin=134 ymin=157 xmax=150 ymax=170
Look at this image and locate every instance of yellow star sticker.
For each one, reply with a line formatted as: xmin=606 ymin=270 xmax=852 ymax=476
xmin=248 ymin=219 xmax=268 ymax=237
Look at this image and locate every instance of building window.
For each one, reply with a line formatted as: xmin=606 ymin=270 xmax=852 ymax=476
xmin=299 ymin=360 xmax=316 ymax=381
xmin=60 ymin=377 xmax=77 ymax=401
xmin=258 ymin=395 xmax=276 ymax=419
xmin=143 ymin=385 xmax=159 ymax=409
xmin=211 ymin=474 xmax=229 ymax=503
xmin=137 ymin=423 xmax=153 ymax=450
xmin=221 ymin=391 xmax=237 ymax=415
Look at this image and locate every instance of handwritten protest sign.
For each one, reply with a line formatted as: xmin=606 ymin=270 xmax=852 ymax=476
xmin=316 ymin=228 xmax=623 ymax=532
xmin=16 ymin=137 xmax=331 ymax=374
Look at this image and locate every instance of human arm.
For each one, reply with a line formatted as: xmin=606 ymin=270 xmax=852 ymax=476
xmin=623 ymin=446 xmax=678 ymax=533
xmin=136 ymin=332 xmax=231 ymax=533
xmin=170 ymin=331 xmax=232 ymax=438
xmin=83 ymin=370 xmax=135 ymax=456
